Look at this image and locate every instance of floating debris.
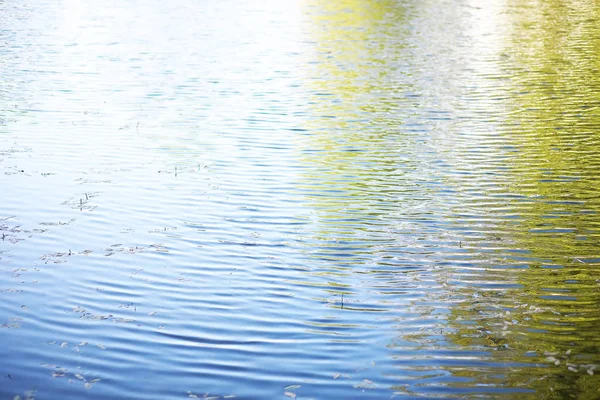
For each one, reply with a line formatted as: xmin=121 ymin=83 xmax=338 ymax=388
xmin=354 ymin=379 xmax=376 ymax=389
xmin=84 ymin=378 xmax=101 ymax=389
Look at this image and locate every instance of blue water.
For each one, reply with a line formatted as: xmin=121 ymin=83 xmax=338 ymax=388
xmin=2 ymin=0 xmax=600 ymax=399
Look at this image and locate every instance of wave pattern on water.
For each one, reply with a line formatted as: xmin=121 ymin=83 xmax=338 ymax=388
xmin=1 ymin=0 xmax=600 ymax=398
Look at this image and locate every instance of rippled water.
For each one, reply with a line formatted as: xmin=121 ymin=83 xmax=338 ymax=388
xmin=2 ymin=0 xmax=600 ymax=398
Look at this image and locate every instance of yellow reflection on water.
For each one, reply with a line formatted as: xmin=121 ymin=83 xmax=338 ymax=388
xmin=443 ymin=0 xmax=600 ymax=397
xmin=298 ymin=0 xmax=414 ymax=235
xmin=300 ymin=0 xmax=600 ymax=397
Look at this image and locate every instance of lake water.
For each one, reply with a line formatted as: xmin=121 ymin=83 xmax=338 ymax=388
xmin=1 ymin=0 xmax=600 ymax=398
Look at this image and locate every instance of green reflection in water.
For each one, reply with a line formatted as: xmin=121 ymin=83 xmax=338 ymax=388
xmin=295 ymin=1 xmax=421 ymax=329
xmin=300 ymin=0 xmax=600 ymax=397
xmin=442 ymin=1 xmax=600 ymax=398
xmin=299 ymin=0 xmax=426 ymax=244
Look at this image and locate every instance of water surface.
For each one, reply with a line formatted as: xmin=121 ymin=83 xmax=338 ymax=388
xmin=1 ymin=0 xmax=600 ymax=398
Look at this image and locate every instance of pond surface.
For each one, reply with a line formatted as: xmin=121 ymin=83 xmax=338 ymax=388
xmin=2 ymin=0 xmax=600 ymax=398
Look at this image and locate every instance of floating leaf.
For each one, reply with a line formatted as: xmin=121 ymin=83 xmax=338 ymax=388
xmin=60 ymin=342 xmax=68 ymax=348
xmin=354 ymin=379 xmax=376 ymax=389
xmin=74 ymin=373 xmax=84 ymax=380
xmin=285 ymin=385 xmax=301 ymax=391
xmin=333 ymin=373 xmax=341 ymax=379
xmin=89 ymin=379 xmax=101 ymax=384
xmin=284 ymin=392 xmax=296 ymax=399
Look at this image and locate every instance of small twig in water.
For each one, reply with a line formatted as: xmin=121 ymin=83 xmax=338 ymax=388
xmin=341 ymin=294 xmax=344 ymax=309
xmin=136 ymin=122 xmax=140 ymax=133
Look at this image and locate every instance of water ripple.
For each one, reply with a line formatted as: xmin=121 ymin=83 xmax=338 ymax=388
xmin=2 ymin=0 xmax=600 ymax=398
